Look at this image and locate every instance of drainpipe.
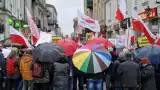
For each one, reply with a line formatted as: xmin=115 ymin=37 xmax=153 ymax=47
xmin=24 ymin=0 xmax=26 ymax=21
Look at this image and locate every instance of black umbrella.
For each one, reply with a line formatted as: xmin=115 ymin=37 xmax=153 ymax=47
xmin=33 ymin=43 xmax=65 ymax=63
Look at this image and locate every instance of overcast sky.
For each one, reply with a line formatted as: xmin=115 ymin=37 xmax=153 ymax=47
xmin=46 ymin=0 xmax=84 ymax=36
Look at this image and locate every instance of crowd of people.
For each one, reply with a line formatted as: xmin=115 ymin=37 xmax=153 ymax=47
xmin=0 ymin=45 xmax=158 ymax=90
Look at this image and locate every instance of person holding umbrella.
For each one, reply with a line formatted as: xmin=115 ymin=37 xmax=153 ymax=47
xmin=140 ymin=58 xmax=156 ymax=90
xmin=53 ymin=54 xmax=69 ymax=90
xmin=72 ymin=44 xmax=112 ymax=90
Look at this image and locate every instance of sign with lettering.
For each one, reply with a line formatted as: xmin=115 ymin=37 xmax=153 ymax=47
xmin=116 ymin=35 xmax=125 ymax=47
xmin=137 ymin=36 xmax=150 ymax=47
xmin=86 ymin=33 xmax=92 ymax=41
xmin=52 ymin=36 xmax=61 ymax=43
xmin=139 ymin=8 xmax=157 ymax=20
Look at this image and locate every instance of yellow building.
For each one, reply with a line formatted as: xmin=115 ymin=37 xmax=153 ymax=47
xmin=93 ymin=0 xmax=105 ymax=25
xmin=84 ymin=0 xmax=105 ymax=25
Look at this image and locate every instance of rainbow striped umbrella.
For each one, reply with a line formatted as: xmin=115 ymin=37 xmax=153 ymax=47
xmin=73 ymin=44 xmax=112 ymax=74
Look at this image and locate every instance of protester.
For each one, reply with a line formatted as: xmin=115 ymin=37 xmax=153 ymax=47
xmin=87 ymin=71 xmax=105 ymax=90
xmin=53 ymin=54 xmax=69 ymax=90
xmin=0 ymin=47 xmax=6 ymax=90
xmin=111 ymin=52 xmax=125 ymax=90
xmin=73 ymin=66 xmax=84 ymax=90
xmin=6 ymin=49 xmax=21 ymax=90
xmin=117 ymin=52 xmax=141 ymax=90
xmin=140 ymin=58 xmax=156 ymax=90
xmin=32 ymin=61 xmax=50 ymax=90
xmin=20 ymin=49 xmax=33 ymax=90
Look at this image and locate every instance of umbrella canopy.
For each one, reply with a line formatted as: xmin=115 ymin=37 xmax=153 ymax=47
xmin=56 ymin=39 xmax=79 ymax=56
xmin=86 ymin=38 xmax=114 ymax=48
xmin=73 ymin=44 xmax=112 ymax=74
xmin=135 ymin=45 xmax=160 ymax=64
xmin=33 ymin=43 xmax=65 ymax=63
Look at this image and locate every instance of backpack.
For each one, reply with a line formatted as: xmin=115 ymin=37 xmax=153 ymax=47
xmin=32 ymin=63 xmax=44 ymax=78
xmin=7 ymin=56 xmax=18 ymax=76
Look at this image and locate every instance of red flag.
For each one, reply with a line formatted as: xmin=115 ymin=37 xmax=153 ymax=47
xmin=132 ymin=9 xmax=156 ymax=44
xmin=26 ymin=7 xmax=40 ymax=45
xmin=116 ymin=0 xmax=126 ymax=22
xmin=10 ymin=26 xmax=32 ymax=48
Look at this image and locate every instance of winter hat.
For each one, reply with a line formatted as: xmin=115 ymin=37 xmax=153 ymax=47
xmin=125 ymin=52 xmax=132 ymax=59
xmin=141 ymin=58 xmax=150 ymax=64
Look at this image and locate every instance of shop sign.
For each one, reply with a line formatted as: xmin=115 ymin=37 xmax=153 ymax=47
xmin=86 ymin=32 xmax=92 ymax=41
xmin=137 ymin=36 xmax=150 ymax=47
xmin=52 ymin=36 xmax=61 ymax=43
xmin=139 ymin=8 xmax=157 ymax=20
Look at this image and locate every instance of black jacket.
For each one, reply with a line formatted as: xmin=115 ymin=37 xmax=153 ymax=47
xmin=141 ymin=64 xmax=156 ymax=90
xmin=111 ymin=60 xmax=122 ymax=87
xmin=117 ymin=60 xmax=140 ymax=87
xmin=53 ymin=62 xmax=69 ymax=90
xmin=0 ymin=52 xmax=6 ymax=78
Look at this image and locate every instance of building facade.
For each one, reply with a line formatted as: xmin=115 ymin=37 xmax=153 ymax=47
xmin=93 ymin=0 xmax=105 ymax=25
xmin=0 ymin=0 xmax=51 ymax=42
xmin=104 ymin=0 xmax=160 ymax=38
xmin=46 ymin=4 xmax=58 ymax=36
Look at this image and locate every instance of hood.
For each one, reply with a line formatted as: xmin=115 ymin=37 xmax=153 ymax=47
xmin=22 ymin=55 xmax=32 ymax=63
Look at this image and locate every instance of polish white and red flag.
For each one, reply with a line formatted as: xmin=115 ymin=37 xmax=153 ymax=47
xmin=10 ymin=26 xmax=32 ymax=48
xmin=116 ymin=0 xmax=126 ymax=22
xmin=132 ymin=9 xmax=156 ymax=44
xmin=77 ymin=10 xmax=100 ymax=32
xmin=26 ymin=7 xmax=40 ymax=45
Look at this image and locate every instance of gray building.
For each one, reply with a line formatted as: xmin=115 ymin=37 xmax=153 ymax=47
xmin=46 ymin=4 xmax=58 ymax=36
xmin=0 ymin=0 xmax=50 ymax=41
xmin=31 ymin=0 xmax=49 ymax=31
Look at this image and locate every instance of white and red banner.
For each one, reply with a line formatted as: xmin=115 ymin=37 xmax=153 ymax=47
xmin=26 ymin=7 xmax=40 ymax=45
xmin=116 ymin=0 xmax=126 ymax=22
xmin=35 ymin=31 xmax=52 ymax=46
xmin=10 ymin=26 xmax=32 ymax=48
xmin=77 ymin=10 xmax=100 ymax=32
xmin=132 ymin=9 xmax=156 ymax=44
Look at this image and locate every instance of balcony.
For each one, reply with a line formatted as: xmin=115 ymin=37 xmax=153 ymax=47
xmin=87 ymin=0 xmax=93 ymax=9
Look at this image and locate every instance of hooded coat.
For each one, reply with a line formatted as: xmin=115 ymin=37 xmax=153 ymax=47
xmin=19 ymin=54 xmax=33 ymax=80
xmin=141 ymin=64 xmax=156 ymax=90
xmin=53 ymin=57 xmax=69 ymax=90
xmin=117 ymin=59 xmax=140 ymax=88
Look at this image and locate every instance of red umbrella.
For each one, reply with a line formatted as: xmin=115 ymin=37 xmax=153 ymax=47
xmin=86 ymin=38 xmax=114 ymax=48
xmin=56 ymin=39 xmax=79 ymax=56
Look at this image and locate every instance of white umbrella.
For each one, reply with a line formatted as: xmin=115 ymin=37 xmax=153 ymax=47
xmin=2 ymin=48 xmax=11 ymax=58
